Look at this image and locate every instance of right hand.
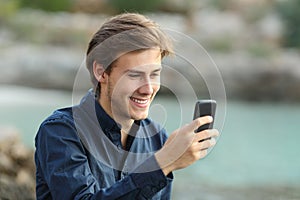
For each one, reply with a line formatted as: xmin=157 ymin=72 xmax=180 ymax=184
xmin=155 ymin=116 xmax=219 ymax=175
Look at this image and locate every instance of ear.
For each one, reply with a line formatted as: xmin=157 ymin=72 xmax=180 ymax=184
xmin=93 ymin=61 xmax=107 ymax=83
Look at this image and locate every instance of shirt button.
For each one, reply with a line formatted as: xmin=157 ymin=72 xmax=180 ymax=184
xmin=159 ymin=181 xmax=166 ymax=188
xmin=121 ymin=174 xmax=125 ymax=179
xmin=151 ymin=187 xmax=158 ymax=193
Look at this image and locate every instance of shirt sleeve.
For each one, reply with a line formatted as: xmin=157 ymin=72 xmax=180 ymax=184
xmin=35 ymin=115 xmax=172 ymax=200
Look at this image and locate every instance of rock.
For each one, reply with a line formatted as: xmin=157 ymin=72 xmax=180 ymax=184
xmin=0 ymin=43 xmax=88 ymax=90
xmin=16 ymin=169 xmax=35 ymax=190
xmin=0 ymin=9 xmax=299 ymax=101
xmin=0 ymin=126 xmax=21 ymax=153
xmin=212 ymin=50 xmax=300 ymax=101
xmin=0 ymin=126 xmax=35 ymax=199
xmin=0 ymin=152 xmax=16 ymax=176
xmin=0 ymin=175 xmax=35 ymax=200
xmin=10 ymin=142 xmax=33 ymax=164
xmin=255 ymin=12 xmax=283 ymax=46
xmin=193 ymin=9 xmax=246 ymax=40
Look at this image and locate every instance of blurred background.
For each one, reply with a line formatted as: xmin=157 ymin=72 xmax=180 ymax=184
xmin=0 ymin=0 xmax=299 ymax=199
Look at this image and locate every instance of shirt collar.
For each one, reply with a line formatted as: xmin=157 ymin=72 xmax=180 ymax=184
xmin=94 ymin=98 xmax=121 ymax=133
xmin=81 ymin=89 xmax=140 ymax=136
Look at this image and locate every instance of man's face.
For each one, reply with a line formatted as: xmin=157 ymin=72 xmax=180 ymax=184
xmin=100 ymin=48 xmax=162 ymax=121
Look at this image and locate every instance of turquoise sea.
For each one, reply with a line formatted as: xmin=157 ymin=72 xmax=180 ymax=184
xmin=0 ymin=86 xmax=299 ymax=199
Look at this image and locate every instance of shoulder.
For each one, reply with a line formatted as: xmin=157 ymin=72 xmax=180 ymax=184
xmin=43 ymin=107 xmax=74 ymax=125
xmin=35 ymin=106 xmax=77 ymax=144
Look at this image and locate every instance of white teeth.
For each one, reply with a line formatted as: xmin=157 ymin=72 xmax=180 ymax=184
xmin=131 ymin=97 xmax=148 ymax=104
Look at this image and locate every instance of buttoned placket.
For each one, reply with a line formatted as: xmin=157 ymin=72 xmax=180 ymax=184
xmin=121 ymin=124 xmax=139 ymax=178
xmin=106 ymin=125 xmax=135 ymax=181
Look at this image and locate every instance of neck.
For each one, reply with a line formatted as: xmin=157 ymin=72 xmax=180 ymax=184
xmin=112 ymin=115 xmax=134 ymax=149
xmin=98 ymin=97 xmax=134 ymax=147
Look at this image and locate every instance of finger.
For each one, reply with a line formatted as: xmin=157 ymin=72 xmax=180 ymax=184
xmin=164 ymin=129 xmax=180 ymax=145
xmin=197 ymin=137 xmax=216 ymax=151
xmin=210 ymin=129 xmax=219 ymax=137
xmin=195 ymin=129 xmax=219 ymax=142
xmin=199 ymin=149 xmax=208 ymax=159
xmin=192 ymin=116 xmax=213 ymax=132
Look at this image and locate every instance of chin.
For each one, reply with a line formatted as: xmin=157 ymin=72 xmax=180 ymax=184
xmin=131 ymin=112 xmax=148 ymax=121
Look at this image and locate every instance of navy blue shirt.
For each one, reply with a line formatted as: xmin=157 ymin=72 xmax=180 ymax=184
xmin=35 ymin=90 xmax=173 ymax=199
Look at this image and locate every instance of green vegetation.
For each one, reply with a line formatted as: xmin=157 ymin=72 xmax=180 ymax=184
xmin=205 ymin=37 xmax=234 ymax=52
xmin=13 ymin=0 xmax=166 ymax=14
xmin=0 ymin=0 xmax=20 ymax=19
xmin=277 ymin=0 xmax=300 ymax=48
xmin=19 ymin=0 xmax=72 ymax=12
xmin=1 ymin=0 xmax=300 ymax=50
xmin=246 ymin=42 xmax=273 ymax=58
xmin=208 ymin=0 xmax=232 ymax=11
xmin=6 ymin=13 xmax=89 ymax=47
xmin=108 ymin=0 xmax=164 ymax=13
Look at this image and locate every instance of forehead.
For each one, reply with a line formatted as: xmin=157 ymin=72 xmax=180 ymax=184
xmin=112 ymin=48 xmax=162 ymax=71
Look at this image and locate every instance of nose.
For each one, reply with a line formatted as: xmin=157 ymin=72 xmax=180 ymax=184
xmin=139 ymin=82 xmax=154 ymax=95
xmin=138 ymin=78 xmax=154 ymax=95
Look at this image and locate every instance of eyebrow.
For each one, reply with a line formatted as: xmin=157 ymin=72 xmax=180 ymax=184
xmin=125 ymin=67 xmax=162 ymax=74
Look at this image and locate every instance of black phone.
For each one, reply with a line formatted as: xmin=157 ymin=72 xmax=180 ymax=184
xmin=193 ymin=100 xmax=217 ymax=133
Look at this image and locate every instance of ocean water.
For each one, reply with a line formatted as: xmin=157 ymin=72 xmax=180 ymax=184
xmin=0 ymin=86 xmax=299 ymax=199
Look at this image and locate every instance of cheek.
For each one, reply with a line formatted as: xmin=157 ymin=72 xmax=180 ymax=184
xmin=152 ymin=84 xmax=160 ymax=93
xmin=111 ymin=79 xmax=139 ymax=96
xmin=151 ymin=79 xmax=160 ymax=89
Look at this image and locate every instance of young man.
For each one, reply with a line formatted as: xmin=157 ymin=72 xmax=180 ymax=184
xmin=35 ymin=13 xmax=219 ymax=199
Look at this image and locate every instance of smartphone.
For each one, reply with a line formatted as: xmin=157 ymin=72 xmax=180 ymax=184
xmin=193 ymin=100 xmax=217 ymax=133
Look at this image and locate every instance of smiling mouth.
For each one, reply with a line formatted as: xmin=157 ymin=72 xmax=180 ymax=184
xmin=130 ymin=97 xmax=149 ymax=105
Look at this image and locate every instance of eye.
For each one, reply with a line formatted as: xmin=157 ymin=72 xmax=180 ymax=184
xmin=150 ymin=73 xmax=160 ymax=78
xmin=128 ymin=73 xmax=141 ymax=78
